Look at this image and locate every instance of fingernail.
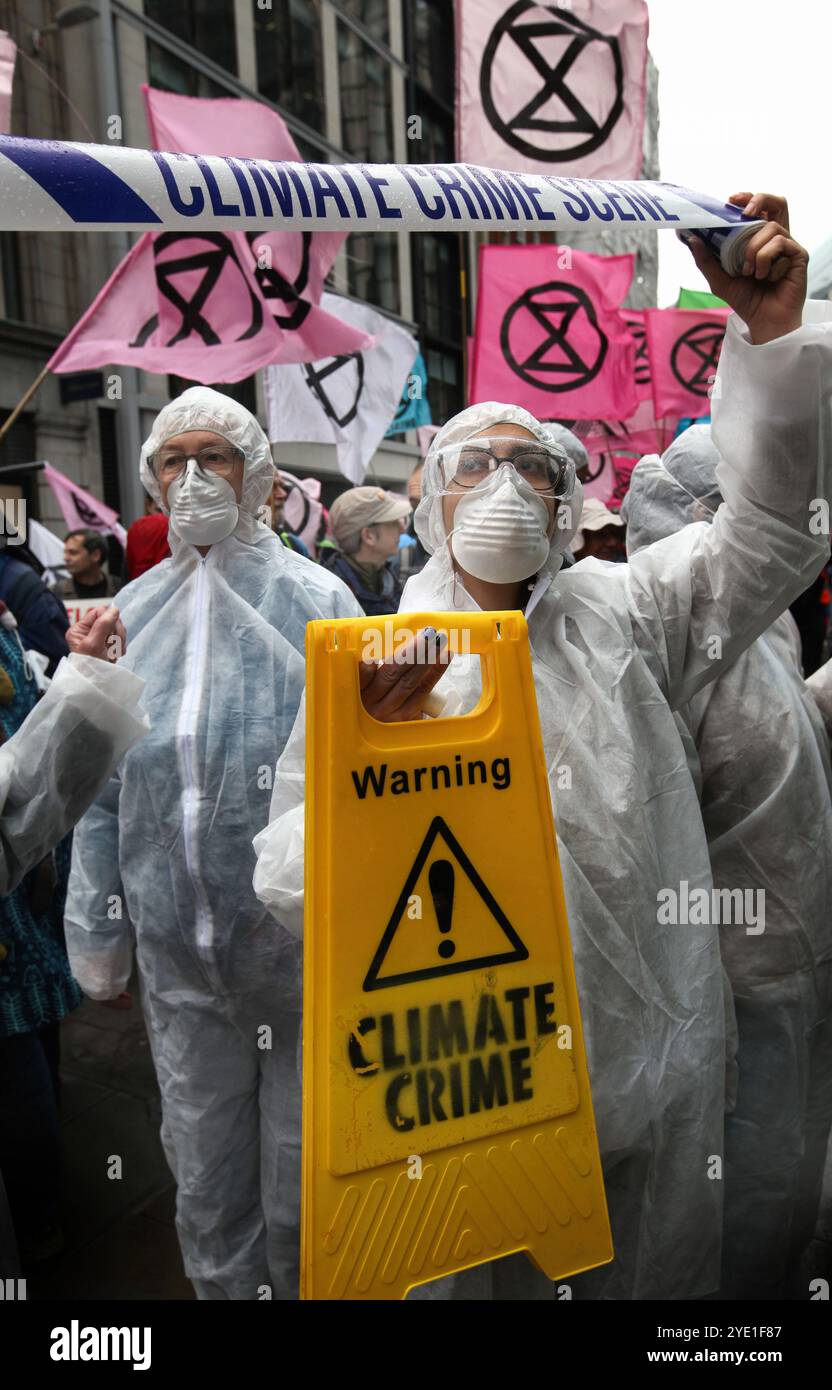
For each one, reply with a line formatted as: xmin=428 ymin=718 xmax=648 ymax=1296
xmin=742 ymin=261 xmax=753 ymax=275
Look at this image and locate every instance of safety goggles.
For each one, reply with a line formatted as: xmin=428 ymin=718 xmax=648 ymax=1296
xmin=153 ymin=443 xmax=243 ymax=480
xmin=435 ymin=436 xmax=575 ymax=499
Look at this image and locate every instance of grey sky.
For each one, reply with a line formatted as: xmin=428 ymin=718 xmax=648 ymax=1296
xmin=648 ymin=0 xmax=830 ymax=304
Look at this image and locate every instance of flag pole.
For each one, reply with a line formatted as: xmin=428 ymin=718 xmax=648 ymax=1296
xmin=0 ymin=364 xmax=50 ymax=444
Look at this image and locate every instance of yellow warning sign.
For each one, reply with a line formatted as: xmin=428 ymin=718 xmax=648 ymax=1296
xmin=363 ymin=815 xmax=528 ymax=989
xmin=302 ymin=612 xmax=612 ymax=1299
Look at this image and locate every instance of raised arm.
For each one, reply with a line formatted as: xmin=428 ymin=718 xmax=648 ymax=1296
xmin=625 ymin=196 xmax=831 ymax=708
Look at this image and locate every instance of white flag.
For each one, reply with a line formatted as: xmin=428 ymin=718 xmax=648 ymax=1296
xmin=264 ymin=294 xmax=417 ymax=484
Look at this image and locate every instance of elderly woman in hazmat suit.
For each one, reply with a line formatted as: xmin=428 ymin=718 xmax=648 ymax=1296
xmin=64 ymin=388 xmax=361 ymax=1300
xmin=254 ymin=197 xmax=832 ymax=1298
xmin=622 ymin=426 xmax=832 ymax=1300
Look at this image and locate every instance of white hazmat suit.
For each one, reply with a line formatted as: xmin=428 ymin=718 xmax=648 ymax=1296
xmin=0 ymin=653 xmax=147 ymax=894
xmin=623 ymin=426 xmax=832 ymax=1299
xmin=807 ymin=656 xmax=832 ymax=739
xmin=65 ymin=388 xmax=361 ymax=1300
xmin=254 ymin=302 xmax=832 ymax=1299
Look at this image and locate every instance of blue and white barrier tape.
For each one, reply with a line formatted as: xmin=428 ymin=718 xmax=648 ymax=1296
xmin=0 ymin=135 xmax=760 ymax=273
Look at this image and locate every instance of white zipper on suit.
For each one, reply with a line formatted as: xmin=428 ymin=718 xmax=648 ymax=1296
xmin=177 ymin=554 xmax=214 ymax=955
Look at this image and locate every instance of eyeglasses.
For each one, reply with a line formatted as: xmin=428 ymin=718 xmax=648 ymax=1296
xmin=439 ymin=438 xmax=574 ymax=499
xmin=153 ymin=444 xmax=242 ymax=480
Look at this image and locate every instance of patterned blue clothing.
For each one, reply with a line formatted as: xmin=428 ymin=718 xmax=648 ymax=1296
xmin=0 ymin=628 xmax=79 ymax=1036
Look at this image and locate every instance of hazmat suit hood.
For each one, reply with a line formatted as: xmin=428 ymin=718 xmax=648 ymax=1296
xmin=140 ymin=386 xmax=276 ymax=549
xmin=622 ymin=425 xmax=724 ymax=555
xmin=544 ymin=421 xmax=590 ymax=477
xmin=409 ymin=402 xmax=583 ymax=608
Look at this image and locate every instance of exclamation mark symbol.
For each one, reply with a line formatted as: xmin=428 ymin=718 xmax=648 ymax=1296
xmin=429 ymin=859 xmax=455 ymax=959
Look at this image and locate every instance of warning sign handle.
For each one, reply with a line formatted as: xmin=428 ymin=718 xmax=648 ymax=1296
xmin=311 ymin=611 xmax=530 ymax=754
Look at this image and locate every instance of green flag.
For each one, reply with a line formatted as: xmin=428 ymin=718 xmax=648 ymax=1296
xmin=676 ymin=287 xmax=728 ymax=310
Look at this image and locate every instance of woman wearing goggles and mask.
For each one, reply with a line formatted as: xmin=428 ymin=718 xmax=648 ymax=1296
xmin=255 ymin=197 xmax=832 ymax=1302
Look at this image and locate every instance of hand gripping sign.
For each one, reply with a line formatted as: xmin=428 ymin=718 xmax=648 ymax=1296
xmin=302 ymin=612 xmax=612 ymax=1299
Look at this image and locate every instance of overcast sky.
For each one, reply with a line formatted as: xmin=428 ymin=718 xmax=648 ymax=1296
xmin=647 ymin=0 xmax=831 ymax=304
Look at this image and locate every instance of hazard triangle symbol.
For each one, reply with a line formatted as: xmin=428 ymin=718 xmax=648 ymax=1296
xmin=363 ymin=816 xmax=528 ymax=992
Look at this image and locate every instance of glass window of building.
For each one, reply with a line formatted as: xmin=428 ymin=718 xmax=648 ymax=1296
xmin=337 ymin=0 xmax=390 ymax=44
xmin=144 ymin=0 xmax=238 ymax=76
xmin=254 ymin=0 xmax=326 ymax=135
xmin=424 ymin=346 xmax=460 ymax=426
xmin=412 ymin=232 xmax=463 ymax=418
xmin=293 ymin=132 xmax=327 ymax=162
xmin=338 ymin=23 xmax=393 ymax=162
xmin=347 ymin=232 xmax=400 ymax=316
xmin=415 ymin=106 xmax=454 ymax=163
xmin=168 ymin=375 xmax=257 ymax=416
xmin=146 ymin=42 xmax=228 ymax=99
xmin=0 ymin=234 xmax=23 ymax=321
xmin=406 ymin=0 xmax=463 ymax=417
xmin=410 ymin=0 xmax=453 ymax=107
xmin=0 ymin=409 xmax=35 ymax=475
xmin=98 ymin=408 xmax=122 ymax=516
xmin=412 ymin=232 xmax=460 ymax=343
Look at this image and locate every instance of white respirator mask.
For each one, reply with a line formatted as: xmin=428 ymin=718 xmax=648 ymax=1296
xmin=167 ymin=458 xmax=239 ymax=546
xmin=449 ymin=466 xmax=552 ymax=583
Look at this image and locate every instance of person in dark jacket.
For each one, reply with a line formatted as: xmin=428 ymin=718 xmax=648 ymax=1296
xmin=321 ymin=486 xmax=411 ymax=616
xmin=0 ymin=611 xmax=78 ymax=1266
xmin=0 ymin=548 xmax=69 ymax=676
xmin=55 ymin=530 xmax=121 ymax=601
xmin=0 ymin=601 xmax=146 ymax=1274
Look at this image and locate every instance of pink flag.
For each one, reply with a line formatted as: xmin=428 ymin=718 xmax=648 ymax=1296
xmin=279 ymin=468 xmax=323 ymax=552
xmin=142 ymin=86 xmax=347 ymax=317
xmin=471 ymin=243 xmax=638 ymax=419
xmin=621 ymin=308 xmax=651 ymax=401
xmin=48 ymin=232 xmax=368 ymax=382
xmin=49 ymin=89 xmax=370 ymax=383
xmin=583 ymin=397 xmax=671 ymax=459
xmin=0 ymin=32 xmax=15 ymax=133
xmin=456 ymin=0 xmax=649 ymax=179
xmin=581 ymin=397 xmax=674 ymax=504
xmin=43 ymin=463 xmax=127 ymax=546
xmin=645 ymin=308 xmax=730 ymax=418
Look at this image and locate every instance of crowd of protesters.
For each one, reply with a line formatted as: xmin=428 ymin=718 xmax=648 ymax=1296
xmin=1 ymin=196 xmax=832 ymax=1302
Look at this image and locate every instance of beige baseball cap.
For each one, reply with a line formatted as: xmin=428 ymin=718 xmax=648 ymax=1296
xmin=330 ymin=486 xmax=412 ymax=546
xmin=578 ymin=498 xmax=625 ymax=533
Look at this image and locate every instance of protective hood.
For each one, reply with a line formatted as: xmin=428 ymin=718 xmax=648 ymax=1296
xmin=140 ymin=386 xmax=276 ymax=549
xmin=415 ymin=400 xmax=583 ymax=578
xmin=544 ymin=422 xmax=590 ymax=477
xmin=622 ymin=424 xmax=724 ymax=556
